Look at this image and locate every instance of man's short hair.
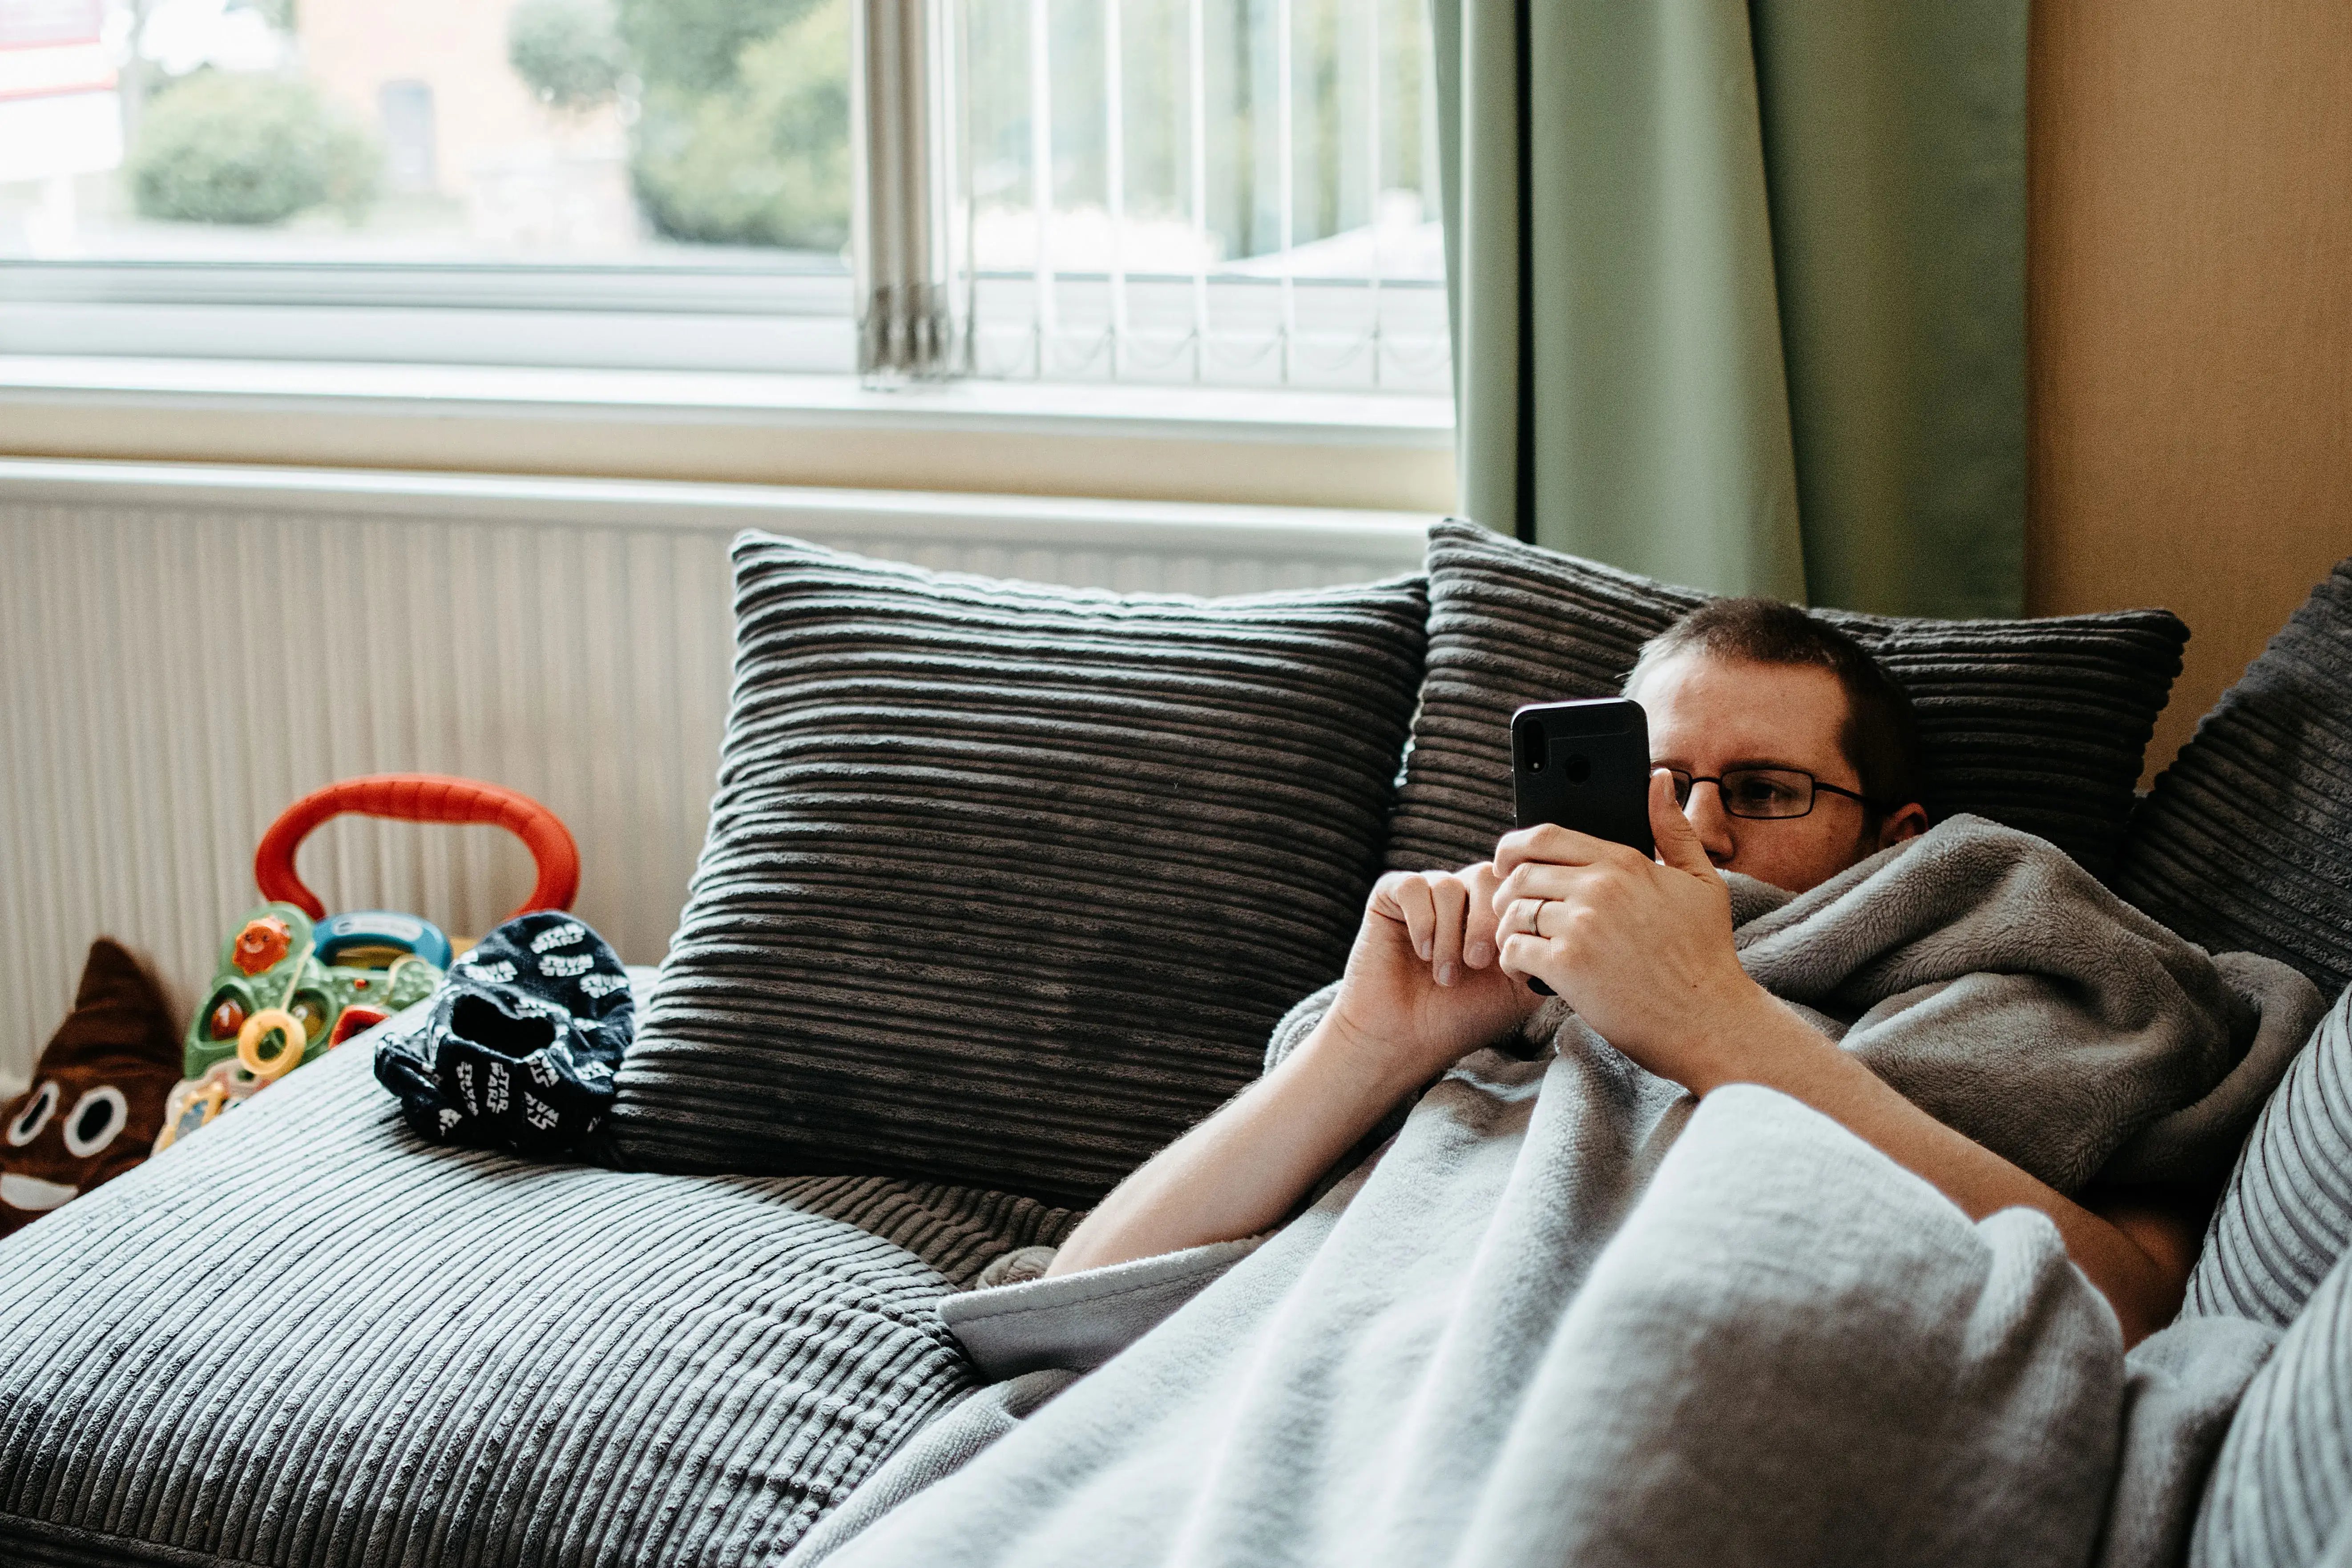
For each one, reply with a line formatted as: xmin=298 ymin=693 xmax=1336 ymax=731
xmin=1625 ymin=598 xmax=1924 ymax=818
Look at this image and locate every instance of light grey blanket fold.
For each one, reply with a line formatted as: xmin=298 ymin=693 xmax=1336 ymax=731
xmin=791 ymin=816 xmax=2321 ymax=1568
xmin=1715 ymin=817 xmax=2321 ymax=1191
xmin=1271 ymin=814 xmax=2321 ymax=1195
xmin=811 ymin=1084 xmax=2123 ymax=1568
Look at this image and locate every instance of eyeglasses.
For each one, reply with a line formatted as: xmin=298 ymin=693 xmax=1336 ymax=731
xmin=1667 ymin=767 xmax=1876 ymax=821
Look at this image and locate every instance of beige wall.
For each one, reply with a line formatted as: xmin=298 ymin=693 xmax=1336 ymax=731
xmin=2029 ymin=0 xmax=2352 ymax=776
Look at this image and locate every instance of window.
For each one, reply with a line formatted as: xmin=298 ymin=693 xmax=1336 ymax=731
xmin=0 ymin=0 xmax=855 ymax=371
xmin=2 ymin=0 xmax=848 ymax=265
xmin=0 ymin=0 xmax=1447 ymax=399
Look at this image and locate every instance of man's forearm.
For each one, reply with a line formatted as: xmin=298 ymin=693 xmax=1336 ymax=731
xmin=1047 ymin=1017 xmax=1427 ymax=1278
xmin=1706 ymin=989 xmax=2183 ymax=1346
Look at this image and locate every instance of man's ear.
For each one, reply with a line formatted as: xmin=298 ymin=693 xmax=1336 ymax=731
xmin=1875 ymin=801 xmax=1930 ymax=851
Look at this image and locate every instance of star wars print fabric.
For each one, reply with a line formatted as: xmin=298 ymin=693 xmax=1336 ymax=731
xmin=375 ymin=913 xmax=633 ymax=1160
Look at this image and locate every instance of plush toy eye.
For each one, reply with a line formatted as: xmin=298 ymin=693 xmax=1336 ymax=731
xmin=62 ymin=1087 xmax=128 ymax=1158
xmin=5 ymin=1082 xmax=58 ymax=1148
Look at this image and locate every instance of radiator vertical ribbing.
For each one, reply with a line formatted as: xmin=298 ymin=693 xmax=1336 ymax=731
xmin=0 ymin=464 xmax=1431 ymax=1089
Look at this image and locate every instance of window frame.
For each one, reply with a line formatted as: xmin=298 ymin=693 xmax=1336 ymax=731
xmin=0 ymin=352 xmax=1458 ymax=512
xmin=0 ymin=0 xmax=1456 ymax=499
xmin=0 ymin=258 xmax=857 ymax=372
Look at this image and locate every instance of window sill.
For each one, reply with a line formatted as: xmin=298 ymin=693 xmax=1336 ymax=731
xmin=0 ymin=356 xmax=1459 ymax=512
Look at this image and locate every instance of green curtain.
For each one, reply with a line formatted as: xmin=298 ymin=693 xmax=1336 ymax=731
xmin=1432 ymin=0 xmax=2027 ymax=618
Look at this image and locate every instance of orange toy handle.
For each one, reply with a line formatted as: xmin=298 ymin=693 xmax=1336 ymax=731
xmin=254 ymin=774 xmax=580 ymax=922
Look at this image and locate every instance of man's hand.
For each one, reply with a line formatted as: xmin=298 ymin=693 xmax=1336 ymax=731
xmin=1491 ymin=769 xmax=1773 ymax=1092
xmin=1319 ymin=862 xmax=1540 ymax=1090
xmin=1049 ymin=861 xmax=1537 ymax=1278
xmin=1489 ymin=770 xmax=2199 ymax=1346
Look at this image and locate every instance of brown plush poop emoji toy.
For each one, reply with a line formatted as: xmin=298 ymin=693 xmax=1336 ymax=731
xmin=0 ymin=940 xmax=179 ymax=1237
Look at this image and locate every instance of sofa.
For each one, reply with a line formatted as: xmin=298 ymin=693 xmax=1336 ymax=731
xmin=4 ymin=522 xmax=2350 ymax=1568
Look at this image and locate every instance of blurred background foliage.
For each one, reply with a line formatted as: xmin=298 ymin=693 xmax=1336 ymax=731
xmin=503 ymin=0 xmax=851 ymax=250
xmin=129 ymin=70 xmax=380 ymax=226
xmin=507 ymin=0 xmax=631 ymax=112
xmin=621 ymin=0 xmax=851 ymax=250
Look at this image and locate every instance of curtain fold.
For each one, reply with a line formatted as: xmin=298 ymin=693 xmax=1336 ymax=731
xmin=1433 ymin=0 xmax=2027 ymax=618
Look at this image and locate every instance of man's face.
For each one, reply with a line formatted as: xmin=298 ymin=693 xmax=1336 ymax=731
xmin=1630 ymin=651 xmax=1920 ymax=894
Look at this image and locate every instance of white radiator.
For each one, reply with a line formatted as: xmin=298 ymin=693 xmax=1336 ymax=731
xmin=0 ymin=459 xmax=1432 ymax=1091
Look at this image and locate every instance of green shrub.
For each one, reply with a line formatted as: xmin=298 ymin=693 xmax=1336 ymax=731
xmin=615 ymin=0 xmax=808 ymax=95
xmin=628 ymin=0 xmax=849 ymax=251
xmin=508 ymin=0 xmax=627 ymax=111
xmin=129 ymin=72 xmax=378 ymax=226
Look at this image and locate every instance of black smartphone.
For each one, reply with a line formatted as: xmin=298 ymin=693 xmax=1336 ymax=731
xmin=1509 ymin=697 xmax=1656 ymax=995
xmin=1511 ymin=697 xmax=1656 ymax=854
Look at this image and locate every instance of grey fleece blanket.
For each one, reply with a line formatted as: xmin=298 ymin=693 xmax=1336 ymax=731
xmin=792 ymin=817 xmax=2323 ymax=1568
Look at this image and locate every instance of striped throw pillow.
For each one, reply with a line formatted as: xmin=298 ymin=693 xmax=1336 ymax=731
xmin=2188 ymin=984 xmax=2352 ymax=1328
xmin=2113 ymin=560 xmax=2352 ymax=996
xmin=2193 ymin=1237 xmax=2352 ymax=1568
xmin=613 ymin=533 xmax=1429 ymax=1203
xmin=1388 ymin=520 xmax=2187 ymax=879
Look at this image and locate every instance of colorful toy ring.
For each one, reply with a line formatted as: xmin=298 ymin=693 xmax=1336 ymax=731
xmin=236 ymin=1009 xmax=308 ymax=1082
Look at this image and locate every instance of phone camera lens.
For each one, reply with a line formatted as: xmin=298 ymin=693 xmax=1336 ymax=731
xmin=1517 ymin=721 xmax=1545 ymax=771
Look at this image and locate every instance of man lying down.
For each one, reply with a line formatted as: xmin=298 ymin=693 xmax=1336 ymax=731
xmin=792 ymin=602 xmax=2324 ymax=1568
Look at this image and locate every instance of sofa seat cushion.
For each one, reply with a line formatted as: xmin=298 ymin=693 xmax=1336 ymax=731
xmin=1389 ymin=521 xmax=2189 ymax=879
xmin=0 ymin=1008 xmax=1073 ymax=1568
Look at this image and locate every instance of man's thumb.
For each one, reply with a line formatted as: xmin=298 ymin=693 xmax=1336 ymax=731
xmin=1649 ymin=769 xmax=1711 ymax=875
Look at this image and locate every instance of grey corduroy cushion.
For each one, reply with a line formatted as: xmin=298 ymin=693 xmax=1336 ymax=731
xmin=2113 ymin=560 xmax=2352 ymax=997
xmin=0 ymin=1011 xmax=1076 ymax=1568
xmin=614 ymin=533 xmax=1429 ymax=1204
xmin=1388 ymin=521 xmax=2188 ymax=879
xmin=2193 ymin=1241 xmax=2352 ymax=1568
xmin=2187 ymin=984 xmax=2352 ymax=1329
